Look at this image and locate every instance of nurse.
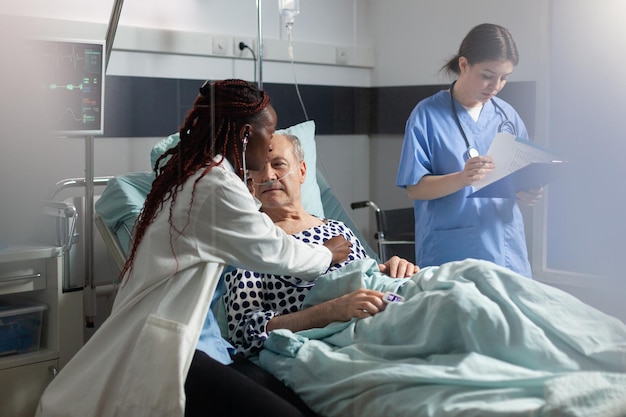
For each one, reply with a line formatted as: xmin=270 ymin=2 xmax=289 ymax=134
xmin=396 ymin=23 xmax=540 ymax=277
xmin=36 ymin=79 xmax=351 ymax=417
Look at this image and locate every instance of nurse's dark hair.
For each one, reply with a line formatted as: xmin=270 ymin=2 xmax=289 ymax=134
xmin=442 ymin=23 xmax=519 ymax=76
xmin=119 ymin=79 xmax=271 ymax=281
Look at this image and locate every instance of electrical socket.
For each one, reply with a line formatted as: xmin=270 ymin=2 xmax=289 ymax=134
xmin=336 ymin=47 xmax=349 ymax=65
xmin=212 ymin=35 xmax=231 ymax=56
xmin=234 ymin=37 xmax=255 ymax=58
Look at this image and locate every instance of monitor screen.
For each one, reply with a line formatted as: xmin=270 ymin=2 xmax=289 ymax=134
xmin=30 ymin=39 xmax=106 ymax=136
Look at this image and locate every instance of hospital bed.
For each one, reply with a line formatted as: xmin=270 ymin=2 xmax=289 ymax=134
xmin=91 ymin=123 xmax=626 ymax=417
xmin=94 ymin=171 xmax=155 ymax=272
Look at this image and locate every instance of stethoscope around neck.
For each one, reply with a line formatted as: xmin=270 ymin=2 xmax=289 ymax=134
xmin=449 ymin=80 xmax=516 ymax=160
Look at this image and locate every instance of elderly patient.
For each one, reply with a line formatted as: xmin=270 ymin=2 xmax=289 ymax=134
xmin=185 ymin=132 xmax=417 ymax=416
xmin=223 ymin=133 xmax=419 ymax=356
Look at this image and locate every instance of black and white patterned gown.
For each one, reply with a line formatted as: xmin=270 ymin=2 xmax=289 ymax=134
xmin=223 ymin=219 xmax=369 ymax=356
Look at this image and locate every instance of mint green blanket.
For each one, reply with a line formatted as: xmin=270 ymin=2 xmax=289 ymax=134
xmin=258 ymin=258 xmax=626 ymax=417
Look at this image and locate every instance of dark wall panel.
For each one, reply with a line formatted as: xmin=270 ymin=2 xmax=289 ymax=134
xmin=372 ymin=81 xmax=536 ymax=137
xmin=371 ymin=84 xmax=445 ymax=135
xmin=104 ymin=77 xmax=178 ymax=137
xmin=103 ymin=76 xmax=535 ymax=138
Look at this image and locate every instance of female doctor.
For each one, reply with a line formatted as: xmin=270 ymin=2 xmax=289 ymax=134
xmin=396 ymin=23 xmax=540 ymax=278
xmin=36 ymin=79 xmax=351 ymax=417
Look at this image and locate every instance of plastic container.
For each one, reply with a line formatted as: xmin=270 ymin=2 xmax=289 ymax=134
xmin=0 ymin=299 xmax=47 ymax=356
xmin=279 ymin=0 xmax=300 ymax=24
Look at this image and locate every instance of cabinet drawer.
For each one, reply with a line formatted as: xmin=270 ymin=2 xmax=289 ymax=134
xmin=0 ymin=358 xmax=58 ymax=417
xmin=0 ymin=258 xmax=47 ymax=295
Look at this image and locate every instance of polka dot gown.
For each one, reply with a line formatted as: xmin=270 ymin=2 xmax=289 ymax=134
xmin=223 ymin=219 xmax=369 ymax=356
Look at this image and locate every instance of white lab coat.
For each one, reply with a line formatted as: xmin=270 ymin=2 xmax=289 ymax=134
xmin=36 ymin=158 xmax=332 ymax=417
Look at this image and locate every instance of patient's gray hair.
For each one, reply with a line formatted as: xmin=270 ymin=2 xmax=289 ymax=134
xmin=282 ymin=133 xmax=305 ymax=162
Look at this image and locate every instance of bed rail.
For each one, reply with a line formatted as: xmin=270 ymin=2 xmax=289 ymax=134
xmin=49 ymin=177 xmax=113 ymax=200
xmin=49 ymin=176 xmax=113 ymax=328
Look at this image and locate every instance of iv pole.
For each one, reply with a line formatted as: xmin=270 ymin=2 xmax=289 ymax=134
xmin=105 ymin=0 xmax=124 ymax=71
xmin=257 ymin=0 xmax=263 ymax=89
xmin=82 ymin=0 xmax=124 ymax=328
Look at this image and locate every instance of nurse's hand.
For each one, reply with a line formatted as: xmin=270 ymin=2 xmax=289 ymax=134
xmin=323 ymin=235 xmax=352 ymax=265
xmin=517 ymin=187 xmax=543 ymax=206
xmin=462 ymin=156 xmax=495 ymax=185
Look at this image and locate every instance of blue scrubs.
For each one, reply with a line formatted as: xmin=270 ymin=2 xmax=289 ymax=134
xmin=396 ymin=89 xmax=532 ymax=277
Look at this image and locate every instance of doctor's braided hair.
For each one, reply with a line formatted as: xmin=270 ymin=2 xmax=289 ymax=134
xmin=120 ymin=79 xmax=271 ymax=281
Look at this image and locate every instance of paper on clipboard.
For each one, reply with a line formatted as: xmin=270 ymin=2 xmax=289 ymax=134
xmin=468 ymin=133 xmax=562 ymax=198
xmin=467 ymin=161 xmax=566 ymax=198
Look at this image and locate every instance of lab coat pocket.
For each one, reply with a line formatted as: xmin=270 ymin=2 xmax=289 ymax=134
xmin=114 ymin=314 xmax=189 ymax=417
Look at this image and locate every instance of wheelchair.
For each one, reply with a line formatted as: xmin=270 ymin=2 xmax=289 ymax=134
xmin=351 ymin=201 xmax=415 ymax=264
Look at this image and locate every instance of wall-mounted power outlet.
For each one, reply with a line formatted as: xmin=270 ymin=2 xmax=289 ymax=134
xmin=212 ymin=35 xmax=232 ymax=56
xmin=336 ymin=47 xmax=349 ymax=65
xmin=234 ymin=37 xmax=255 ymax=58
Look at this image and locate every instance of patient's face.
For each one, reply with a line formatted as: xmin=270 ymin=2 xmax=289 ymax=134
xmin=250 ymin=134 xmax=306 ymax=210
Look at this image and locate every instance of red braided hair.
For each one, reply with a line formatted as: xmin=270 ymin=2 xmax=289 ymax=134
xmin=119 ymin=79 xmax=271 ymax=281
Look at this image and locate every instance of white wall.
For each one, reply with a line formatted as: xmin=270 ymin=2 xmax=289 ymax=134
xmin=0 ymin=0 xmax=373 ymax=86
xmin=0 ymin=0 xmax=372 ymax=48
xmin=368 ymin=0 xmax=547 ymax=86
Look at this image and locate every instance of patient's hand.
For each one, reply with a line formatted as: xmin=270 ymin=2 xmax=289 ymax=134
xmin=329 ymin=289 xmax=387 ymax=320
xmin=379 ymin=256 xmax=419 ymax=278
xmin=266 ymin=288 xmax=386 ymax=333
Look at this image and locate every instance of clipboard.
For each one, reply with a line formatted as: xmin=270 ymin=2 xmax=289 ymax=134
xmin=467 ymin=161 xmax=567 ymax=198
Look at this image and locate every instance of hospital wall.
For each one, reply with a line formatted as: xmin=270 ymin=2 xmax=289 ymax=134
xmin=533 ymin=0 xmax=626 ymax=321
xmin=0 ymin=0 xmax=543 ymax=245
xmin=1 ymin=1 xmax=624 ymax=323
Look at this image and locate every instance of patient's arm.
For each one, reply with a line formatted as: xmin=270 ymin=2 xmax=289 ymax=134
xmin=266 ymin=289 xmax=387 ymax=333
xmin=265 ymin=256 xmax=416 ymax=333
xmin=224 ymin=269 xmax=386 ymax=356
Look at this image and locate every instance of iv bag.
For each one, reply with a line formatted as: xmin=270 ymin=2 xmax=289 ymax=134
xmin=278 ymin=0 xmax=299 ymax=24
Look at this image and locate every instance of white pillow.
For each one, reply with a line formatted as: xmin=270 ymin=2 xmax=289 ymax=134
xmin=150 ymin=120 xmax=325 ymax=218
xmin=275 ymin=120 xmax=324 ymax=218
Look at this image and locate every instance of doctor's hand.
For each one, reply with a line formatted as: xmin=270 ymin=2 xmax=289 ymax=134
xmin=379 ymin=256 xmax=420 ymax=278
xmin=462 ymin=156 xmax=495 ymax=185
xmin=323 ymin=235 xmax=352 ymax=265
xmin=517 ymin=187 xmax=544 ymax=206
